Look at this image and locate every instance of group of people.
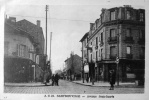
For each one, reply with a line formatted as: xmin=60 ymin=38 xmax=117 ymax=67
xmin=51 ymin=73 xmax=59 ymax=86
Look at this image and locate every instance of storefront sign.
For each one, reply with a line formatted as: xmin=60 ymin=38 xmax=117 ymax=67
xmin=127 ymin=73 xmax=136 ymax=78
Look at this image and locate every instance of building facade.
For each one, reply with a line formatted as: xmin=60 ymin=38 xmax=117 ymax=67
xmin=4 ymin=17 xmax=45 ymax=82
xmin=80 ymin=5 xmax=145 ymax=83
xmin=64 ymin=52 xmax=82 ymax=81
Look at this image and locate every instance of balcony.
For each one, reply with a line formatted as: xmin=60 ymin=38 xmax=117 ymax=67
xmin=110 ymin=55 xmax=117 ymax=60
xmin=138 ymin=38 xmax=145 ymax=45
xmin=124 ymin=36 xmax=134 ymax=43
xmin=108 ymin=36 xmax=117 ymax=44
xmin=126 ymin=54 xmax=133 ymax=59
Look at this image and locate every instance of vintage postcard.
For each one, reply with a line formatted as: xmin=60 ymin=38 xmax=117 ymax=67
xmin=0 ymin=0 xmax=148 ymax=100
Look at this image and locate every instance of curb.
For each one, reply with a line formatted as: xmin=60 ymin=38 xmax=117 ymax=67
xmin=4 ymin=83 xmax=51 ymax=87
xmin=69 ymin=80 xmax=144 ymax=88
xmin=70 ymin=81 xmax=109 ymax=87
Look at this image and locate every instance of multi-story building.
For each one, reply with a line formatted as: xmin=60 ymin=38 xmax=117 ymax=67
xmin=80 ymin=5 xmax=145 ymax=83
xmin=64 ymin=52 xmax=82 ymax=80
xmin=4 ymin=17 xmax=45 ymax=82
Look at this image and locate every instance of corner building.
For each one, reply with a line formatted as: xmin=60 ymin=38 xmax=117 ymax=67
xmin=81 ymin=6 xmax=145 ymax=83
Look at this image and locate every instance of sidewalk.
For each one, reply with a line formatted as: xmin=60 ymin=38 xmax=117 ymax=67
xmin=71 ymin=80 xmax=144 ymax=88
xmin=4 ymin=82 xmax=50 ymax=87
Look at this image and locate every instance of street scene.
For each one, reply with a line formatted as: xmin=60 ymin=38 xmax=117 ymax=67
xmin=4 ymin=80 xmax=144 ymax=94
xmin=3 ymin=0 xmax=145 ymax=96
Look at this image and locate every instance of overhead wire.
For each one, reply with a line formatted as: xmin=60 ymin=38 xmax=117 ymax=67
xmin=6 ymin=14 xmax=94 ymax=22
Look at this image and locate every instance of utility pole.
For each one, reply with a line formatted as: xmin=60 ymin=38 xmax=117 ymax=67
xmin=45 ymin=5 xmax=48 ymax=57
xmin=50 ymin=32 xmax=52 ymax=62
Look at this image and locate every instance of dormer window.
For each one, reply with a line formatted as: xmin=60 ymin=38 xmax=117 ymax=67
xmin=140 ymin=13 xmax=144 ymax=21
xmin=110 ymin=11 xmax=115 ymax=20
xmin=126 ymin=11 xmax=131 ymax=20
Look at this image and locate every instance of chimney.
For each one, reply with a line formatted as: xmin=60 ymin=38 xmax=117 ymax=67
xmin=90 ymin=23 xmax=94 ymax=30
xmin=9 ymin=17 xmax=16 ymax=24
xmin=37 ymin=20 xmax=40 ymax=27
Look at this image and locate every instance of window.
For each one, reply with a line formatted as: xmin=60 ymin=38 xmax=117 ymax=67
xmin=84 ymin=50 xmax=87 ymax=58
xmin=93 ymin=52 xmax=95 ymax=59
xmin=126 ymin=11 xmax=131 ymax=20
xmin=99 ymin=49 xmax=100 ymax=57
xmin=140 ymin=13 xmax=144 ymax=21
xmin=96 ymin=51 xmax=98 ymax=61
xmin=126 ymin=29 xmax=131 ymax=37
xmin=101 ymin=33 xmax=103 ymax=42
xmin=110 ymin=46 xmax=116 ymax=57
xmin=110 ymin=11 xmax=115 ymax=20
xmin=17 ymin=44 xmax=28 ymax=57
xmin=139 ymin=30 xmax=145 ymax=39
xmin=91 ymin=54 xmax=92 ymax=62
xmin=96 ymin=37 xmax=98 ymax=46
xmin=84 ymin=40 xmax=86 ymax=47
xmin=110 ymin=29 xmax=116 ymax=37
xmin=127 ymin=46 xmax=131 ymax=54
xmin=101 ymin=49 xmax=103 ymax=59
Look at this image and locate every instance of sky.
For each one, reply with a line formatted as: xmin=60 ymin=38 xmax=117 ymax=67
xmin=3 ymin=0 xmax=145 ymax=73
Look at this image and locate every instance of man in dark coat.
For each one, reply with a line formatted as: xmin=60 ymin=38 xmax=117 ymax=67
xmin=51 ymin=74 xmax=55 ymax=86
xmin=55 ymin=73 xmax=59 ymax=86
xmin=109 ymin=69 xmax=116 ymax=90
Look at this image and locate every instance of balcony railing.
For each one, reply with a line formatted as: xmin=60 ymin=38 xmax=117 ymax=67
xmin=138 ymin=38 xmax=145 ymax=45
xmin=108 ymin=36 xmax=117 ymax=44
xmin=110 ymin=55 xmax=117 ymax=60
xmin=124 ymin=36 xmax=134 ymax=43
xmin=126 ymin=54 xmax=133 ymax=59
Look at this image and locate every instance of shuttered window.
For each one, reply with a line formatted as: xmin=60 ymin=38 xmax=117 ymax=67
xmin=110 ymin=46 xmax=116 ymax=57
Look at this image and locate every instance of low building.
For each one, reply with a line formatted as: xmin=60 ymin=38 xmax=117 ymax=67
xmin=4 ymin=17 xmax=45 ymax=82
xmin=64 ymin=52 xmax=82 ymax=80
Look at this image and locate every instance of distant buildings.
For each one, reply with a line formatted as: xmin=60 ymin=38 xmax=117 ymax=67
xmin=4 ymin=17 xmax=45 ymax=82
xmin=64 ymin=52 xmax=82 ymax=80
xmin=80 ymin=5 xmax=145 ymax=83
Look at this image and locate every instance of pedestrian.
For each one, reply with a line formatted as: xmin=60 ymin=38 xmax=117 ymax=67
xmin=86 ymin=76 xmax=89 ymax=83
xmin=51 ymin=74 xmax=55 ymax=86
xmin=55 ymin=73 xmax=59 ymax=86
xmin=109 ymin=69 xmax=116 ymax=90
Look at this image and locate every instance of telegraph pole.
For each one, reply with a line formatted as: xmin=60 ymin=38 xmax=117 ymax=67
xmin=50 ymin=32 xmax=52 ymax=62
xmin=45 ymin=5 xmax=48 ymax=57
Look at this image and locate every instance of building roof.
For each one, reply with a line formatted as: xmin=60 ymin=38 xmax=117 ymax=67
xmin=79 ymin=32 xmax=89 ymax=42
xmin=16 ymin=19 xmax=45 ymax=54
xmin=5 ymin=17 xmax=45 ymax=54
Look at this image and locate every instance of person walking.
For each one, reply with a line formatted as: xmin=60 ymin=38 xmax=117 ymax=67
xmin=51 ymin=74 xmax=55 ymax=86
xmin=109 ymin=69 xmax=116 ymax=90
xmin=55 ymin=73 xmax=59 ymax=86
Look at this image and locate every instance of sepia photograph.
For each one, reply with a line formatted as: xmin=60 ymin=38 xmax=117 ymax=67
xmin=0 ymin=0 xmax=148 ymax=100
